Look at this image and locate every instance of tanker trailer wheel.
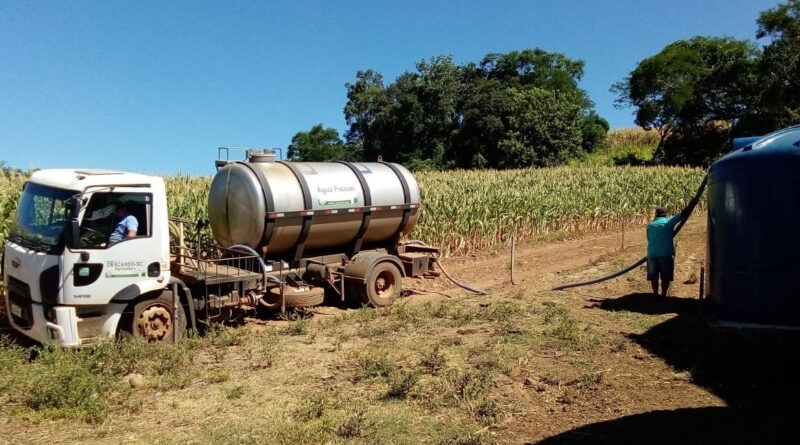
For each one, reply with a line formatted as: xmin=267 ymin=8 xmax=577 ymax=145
xmin=121 ymin=292 xmax=186 ymax=342
xmin=261 ymin=286 xmax=325 ymax=310
xmin=356 ymin=262 xmax=402 ymax=308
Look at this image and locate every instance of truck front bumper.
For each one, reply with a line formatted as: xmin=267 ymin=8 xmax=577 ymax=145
xmin=6 ymin=296 xmax=125 ymax=347
xmin=7 ymin=299 xmax=81 ymax=347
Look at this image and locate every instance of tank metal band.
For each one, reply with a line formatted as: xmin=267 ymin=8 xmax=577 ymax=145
xmin=380 ymin=162 xmax=412 ymax=241
xmin=338 ymin=161 xmax=372 ymax=255
xmin=236 ymin=162 xmax=276 ymax=250
xmin=266 ymin=203 xmax=419 ymax=220
xmin=277 ymin=161 xmax=314 ymax=262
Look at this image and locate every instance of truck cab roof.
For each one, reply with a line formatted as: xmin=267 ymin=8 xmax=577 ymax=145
xmin=27 ymin=169 xmax=161 ymax=191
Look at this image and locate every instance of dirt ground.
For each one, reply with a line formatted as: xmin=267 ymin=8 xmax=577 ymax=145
xmin=3 ymin=214 xmax=800 ymax=444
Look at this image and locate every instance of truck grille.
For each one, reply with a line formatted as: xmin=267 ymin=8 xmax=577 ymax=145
xmin=7 ymin=277 xmax=33 ymax=329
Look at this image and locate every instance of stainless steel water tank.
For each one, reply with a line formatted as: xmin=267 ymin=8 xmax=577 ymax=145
xmin=208 ymin=160 xmax=421 ymax=258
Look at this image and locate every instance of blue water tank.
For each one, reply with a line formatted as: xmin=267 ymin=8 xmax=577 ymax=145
xmin=707 ymin=125 xmax=800 ymax=326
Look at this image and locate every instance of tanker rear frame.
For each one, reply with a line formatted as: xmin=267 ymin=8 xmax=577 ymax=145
xmin=168 ymin=217 xmax=440 ymax=331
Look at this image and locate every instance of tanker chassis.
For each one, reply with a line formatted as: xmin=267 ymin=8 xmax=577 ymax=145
xmin=2 ymin=151 xmax=439 ymax=346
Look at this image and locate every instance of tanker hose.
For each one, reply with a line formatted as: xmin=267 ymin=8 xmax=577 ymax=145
xmin=228 ymin=244 xmax=269 ymax=286
xmin=398 ymin=240 xmax=488 ymax=295
xmin=432 ymin=257 xmax=489 ymax=296
xmin=552 ymin=174 xmax=708 ymax=291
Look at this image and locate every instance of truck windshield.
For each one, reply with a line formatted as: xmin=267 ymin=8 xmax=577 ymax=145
xmin=9 ymin=182 xmax=74 ymax=251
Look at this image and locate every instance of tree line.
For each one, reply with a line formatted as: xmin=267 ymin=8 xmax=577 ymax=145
xmin=289 ymin=0 xmax=800 ymax=168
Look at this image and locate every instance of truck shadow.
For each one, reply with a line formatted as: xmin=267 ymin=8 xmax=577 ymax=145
xmin=538 ymin=292 xmax=800 ymax=444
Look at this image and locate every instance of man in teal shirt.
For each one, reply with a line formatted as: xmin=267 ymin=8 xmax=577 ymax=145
xmin=646 ymin=207 xmax=686 ymax=297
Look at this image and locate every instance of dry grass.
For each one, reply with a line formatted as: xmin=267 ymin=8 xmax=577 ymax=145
xmin=606 ymin=127 xmax=661 ymax=149
xmin=0 ymin=216 xmax=722 ymax=444
xmin=571 ymin=127 xmax=663 ymax=167
xmin=0 ymin=286 xmax=631 ymax=444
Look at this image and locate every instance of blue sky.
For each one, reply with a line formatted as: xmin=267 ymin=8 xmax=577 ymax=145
xmin=0 ymin=0 xmax=778 ymax=175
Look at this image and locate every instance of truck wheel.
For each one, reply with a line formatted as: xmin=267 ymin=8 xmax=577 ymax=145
xmin=261 ymin=286 xmax=325 ymax=309
xmin=124 ymin=292 xmax=187 ymax=342
xmin=362 ymin=262 xmax=402 ymax=307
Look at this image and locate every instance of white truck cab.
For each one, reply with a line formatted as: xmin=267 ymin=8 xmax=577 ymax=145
xmin=3 ymin=169 xmax=171 ymax=346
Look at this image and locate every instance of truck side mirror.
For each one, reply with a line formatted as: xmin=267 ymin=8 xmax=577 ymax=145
xmin=66 ymin=197 xmax=80 ymax=219
xmin=65 ymin=198 xmax=81 ymax=249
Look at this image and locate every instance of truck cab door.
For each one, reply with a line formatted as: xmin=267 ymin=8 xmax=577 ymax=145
xmin=61 ymin=191 xmax=164 ymax=307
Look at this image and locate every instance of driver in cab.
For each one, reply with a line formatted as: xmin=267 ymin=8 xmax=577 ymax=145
xmin=109 ymin=202 xmax=138 ymax=244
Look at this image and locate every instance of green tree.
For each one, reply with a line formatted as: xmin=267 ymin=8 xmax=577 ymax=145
xmin=498 ymin=88 xmax=583 ymax=168
xmin=753 ymin=0 xmax=800 ymax=131
xmin=343 ymin=49 xmax=602 ymax=170
xmin=479 ymin=49 xmax=593 ymax=110
xmin=452 ymin=77 xmax=515 ymax=168
xmin=578 ymin=112 xmax=610 ymax=153
xmin=612 ymin=37 xmax=760 ymax=165
xmin=287 ymin=124 xmax=360 ymax=162
xmin=377 ymin=56 xmax=462 ymax=167
xmin=344 ymin=70 xmax=388 ymax=162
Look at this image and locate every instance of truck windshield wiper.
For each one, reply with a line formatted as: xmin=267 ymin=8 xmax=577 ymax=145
xmin=6 ymin=232 xmax=53 ymax=253
xmin=6 ymin=233 xmax=23 ymax=244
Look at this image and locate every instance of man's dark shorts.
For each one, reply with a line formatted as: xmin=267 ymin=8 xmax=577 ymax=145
xmin=647 ymin=256 xmax=674 ymax=281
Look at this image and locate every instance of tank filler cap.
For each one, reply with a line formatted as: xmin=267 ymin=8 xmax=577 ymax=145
xmin=247 ymin=149 xmax=276 ymax=163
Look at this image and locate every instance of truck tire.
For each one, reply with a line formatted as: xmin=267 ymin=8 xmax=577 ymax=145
xmin=261 ymin=286 xmax=325 ymax=309
xmin=122 ymin=292 xmax=187 ymax=342
xmin=354 ymin=261 xmax=402 ymax=307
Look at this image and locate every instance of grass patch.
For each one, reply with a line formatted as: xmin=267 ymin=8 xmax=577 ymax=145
xmin=244 ymin=330 xmax=281 ymax=369
xmin=540 ymin=301 xmax=600 ymax=351
xmin=0 ymin=336 xmax=197 ymax=423
xmin=292 ymin=393 xmax=330 ymax=421
xmin=539 ymin=370 xmax=561 ymax=386
xmin=355 ymin=353 xmax=397 ymax=381
xmin=385 ymin=369 xmax=420 ymax=399
xmin=283 ymin=319 xmax=310 ymax=336
xmin=335 ymin=406 xmax=372 ymax=438
xmin=436 ymin=431 xmax=494 ymax=445
xmin=474 ymin=397 xmax=501 ymax=426
xmin=207 ymin=368 xmax=231 ymax=383
xmin=206 ymin=324 xmax=250 ymax=347
xmin=482 ymin=301 xmax=522 ymax=323
xmin=609 ymin=337 xmax=628 ymax=352
xmin=577 ymin=369 xmax=604 ymax=388
xmin=441 ymin=337 xmax=464 ymax=347
xmin=616 ymin=310 xmax=665 ymax=331
xmin=419 ymin=301 xmax=479 ymax=326
xmin=441 ymin=368 xmax=493 ymax=406
xmin=222 ymin=384 xmax=246 ymax=400
xmin=420 ymin=345 xmax=446 ymax=375
xmin=571 ymin=357 xmax=605 ymax=389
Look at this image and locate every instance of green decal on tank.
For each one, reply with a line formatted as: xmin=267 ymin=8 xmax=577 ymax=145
xmin=316 ymin=185 xmax=358 ymax=206
xmin=322 ymin=199 xmax=353 ymax=205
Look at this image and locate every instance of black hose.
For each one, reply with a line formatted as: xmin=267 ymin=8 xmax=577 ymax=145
xmin=399 ymin=240 xmax=488 ymax=295
xmin=552 ymin=258 xmax=647 ymax=291
xmin=433 ymin=257 xmax=489 ymax=295
xmin=552 ymin=174 xmax=708 ymax=291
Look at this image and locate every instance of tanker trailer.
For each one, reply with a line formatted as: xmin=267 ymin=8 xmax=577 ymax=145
xmin=194 ymin=150 xmax=437 ymax=312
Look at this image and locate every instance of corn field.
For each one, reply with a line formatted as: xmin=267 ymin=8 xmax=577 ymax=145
xmin=416 ymin=166 xmax=704 ymax=255
xmin=606 ymin=126 xmax=661 ymax=149
xmin=0 ymin=166 xmax=706 ymax=257
xmin=0 ymin=170 xmax=25 ymax=254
